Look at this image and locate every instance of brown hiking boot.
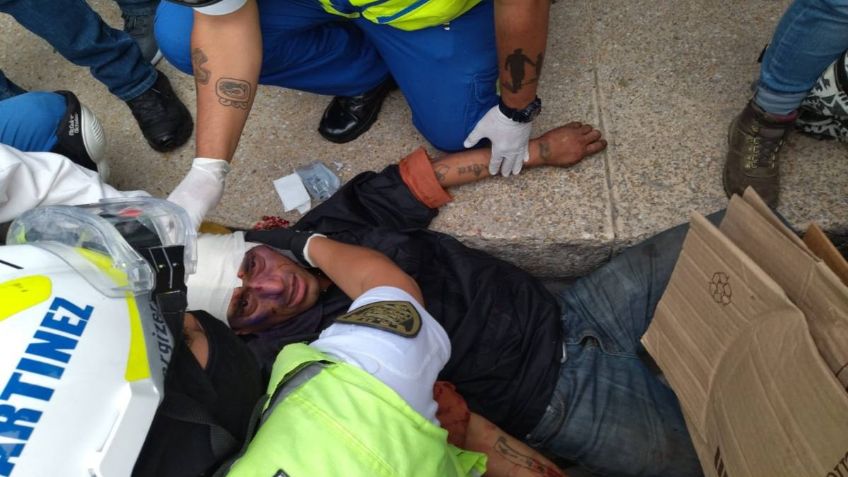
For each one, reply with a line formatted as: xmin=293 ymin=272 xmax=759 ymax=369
xmin=723 ymin=101 xmax=796 ymax=207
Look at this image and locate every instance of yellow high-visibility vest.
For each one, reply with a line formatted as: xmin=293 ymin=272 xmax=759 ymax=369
xmin=227 ymin=343 xmax=487 ymax=476
xmin=317 ymin=0 xmax=483 ymax=31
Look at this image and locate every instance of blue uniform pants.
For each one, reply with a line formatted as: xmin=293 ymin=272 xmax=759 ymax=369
xmin=154 ymin=0 xmax=498 ymax=151
xmin=0 ymin=92 xmax=67 ymax=152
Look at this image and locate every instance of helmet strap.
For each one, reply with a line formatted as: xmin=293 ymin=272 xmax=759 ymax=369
xmin=140 ymin=245 xmax=189 ymax=352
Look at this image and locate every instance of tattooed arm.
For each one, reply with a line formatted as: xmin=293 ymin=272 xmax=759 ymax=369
xmin=433 ymin=122 xmax=605 ymax=189
xmin=495 ymin=0 xmax=551 ymax=109
xmin=465 ymin=412 xmax=568 ymax=477
xmin=462 ymin=0 xmax=551 ymax=177
xmin=190 ymin=1 xmax=262 ymax=162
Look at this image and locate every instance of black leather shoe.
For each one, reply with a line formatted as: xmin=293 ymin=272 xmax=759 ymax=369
xmin=318 ymin=77 xmax=397 ymax=144
xmin=126 ymin=71 xmax=193 ymax=152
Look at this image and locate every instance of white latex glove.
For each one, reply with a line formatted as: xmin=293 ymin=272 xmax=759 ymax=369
xmin=463 ymin=105 xmax=533 ymax=177
xmin=167 ymin=157 xmax=230 ymax=231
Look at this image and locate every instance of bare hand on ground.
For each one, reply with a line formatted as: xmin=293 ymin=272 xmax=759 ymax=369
xmin=536 ymin=121 xmax=607 ymax=168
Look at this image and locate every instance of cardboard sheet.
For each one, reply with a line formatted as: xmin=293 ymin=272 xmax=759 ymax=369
xmin=804 ymin=222 xmax=848 ymax=287
xmin=643 ymin=211 xmax=848 ymax=477
xmin=719 ymin=190 xmax=848 ymax=387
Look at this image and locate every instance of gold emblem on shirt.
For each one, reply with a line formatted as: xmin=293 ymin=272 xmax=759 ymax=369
xmin=336 ymin=301 xmax=421 ymax=338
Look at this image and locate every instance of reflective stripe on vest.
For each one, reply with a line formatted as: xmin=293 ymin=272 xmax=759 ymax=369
xmin=226 ymin=343 xmax=487 ymax=477
xmin=318 ymin=0 xmax=483 ymax=31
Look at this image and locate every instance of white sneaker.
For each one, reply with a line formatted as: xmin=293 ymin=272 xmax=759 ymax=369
xmin=797 ymin=51 xmax=848 ymax=142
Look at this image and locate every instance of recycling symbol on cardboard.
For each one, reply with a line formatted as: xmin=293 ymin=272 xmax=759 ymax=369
xmin=709 ymin=272 xmax=732 ymax=306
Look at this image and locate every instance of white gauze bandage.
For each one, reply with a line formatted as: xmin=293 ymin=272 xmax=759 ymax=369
xmin=186 ymin=231 xmax=259 ymax=324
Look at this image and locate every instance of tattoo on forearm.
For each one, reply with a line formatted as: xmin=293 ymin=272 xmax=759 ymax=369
xmin=502 ymin=48 xmax=541 ymax=93
xmin=434 ymin=164 xmax=450 ymax=184
xmin=191 ymin=48 xmax=211 ymax=85
xmin=457 ymin=163 xmax=486 ymax=178
xmin=539 ymin=141 xmax=552 ymax=164
xmin=216 ymin=78 xmax=251 ymax=110
xmin=494 ymin=437 xmax=564 ymax=477
xmin=535 ymin=52 xmax=545 ymax=78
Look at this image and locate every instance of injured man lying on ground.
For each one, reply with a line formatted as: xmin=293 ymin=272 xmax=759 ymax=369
xmin=1 ymin=95 xmax=705 ymax=476
xmin=1 ymin=196 xmax=567 ymax=477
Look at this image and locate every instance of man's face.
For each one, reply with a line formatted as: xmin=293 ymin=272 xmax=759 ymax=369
xmin=227 ymin=245 xmax=321 ymax=333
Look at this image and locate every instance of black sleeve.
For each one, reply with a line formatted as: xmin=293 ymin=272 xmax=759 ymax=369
xmin=290 ymin=164 xmax=438 ymax=234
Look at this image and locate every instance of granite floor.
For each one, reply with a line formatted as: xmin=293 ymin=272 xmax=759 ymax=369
xmin=1 ymin=0 xmax=846 ymax=278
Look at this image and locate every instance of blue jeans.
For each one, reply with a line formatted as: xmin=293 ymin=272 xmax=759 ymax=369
xmin=0 ymin=0 xmax=157 ymax=101
xmin=0 ymin=92 xmax=67 ymax=151
xmin=755 ymin=0 xmax=848 ymax=114
xmin=526 ymin=213 xmax=727 ymax=477
xmin=155 ymin=0 xmax=497 ymax=151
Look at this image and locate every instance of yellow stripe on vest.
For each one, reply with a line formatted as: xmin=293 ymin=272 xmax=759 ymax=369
xmin=336 ymin=301 xmax=421 ymax=337
xmin=317 ymin=0 xmax=482 ymax=31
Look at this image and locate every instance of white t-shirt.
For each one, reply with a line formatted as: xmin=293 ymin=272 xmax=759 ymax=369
xmin=195 ymin=0 xmax=247 ymax=15
xmin=311 ymin=286 xmax=451 ymax=424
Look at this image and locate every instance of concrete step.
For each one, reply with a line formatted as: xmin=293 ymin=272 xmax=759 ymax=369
xmin=2 ymin=0 xmax=845 ymax=278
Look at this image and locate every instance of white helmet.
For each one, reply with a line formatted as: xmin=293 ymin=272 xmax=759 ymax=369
xmin=0 ymin=197 xmax=196 ymax=477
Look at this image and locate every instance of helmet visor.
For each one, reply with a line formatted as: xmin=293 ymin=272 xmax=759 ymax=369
xmin=7 ymin=197 xmax=196 ymax=296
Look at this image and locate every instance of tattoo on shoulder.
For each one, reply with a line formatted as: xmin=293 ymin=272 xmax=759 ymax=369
xmin=457 ymin=164 xmax=485 ymax=178
xmin=191 ymin=48 xmax=211 ymax=85
xmin=539 ymin=141 xmax=552 ymax=163
xmin=216 ymin=78 xmax=251 ymax=110
xmin=494 ymin=437 xmax=564 ymax=477
xmin=434 ymin=164 xmax=450 ymax=183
